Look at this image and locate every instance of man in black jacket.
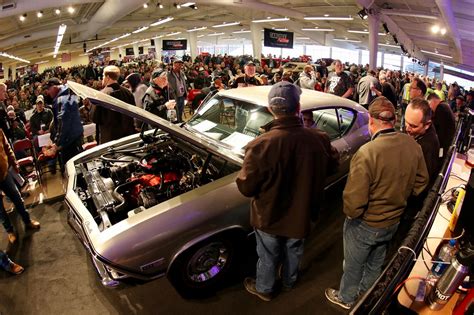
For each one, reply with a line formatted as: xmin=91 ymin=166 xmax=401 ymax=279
xmin=91 ymin=65 xmax=136 ymax=144
xmin=427 ymin=93 xmax=455 ymax=161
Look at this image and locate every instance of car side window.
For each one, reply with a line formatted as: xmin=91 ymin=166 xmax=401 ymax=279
xmin=337 ymin=108 xmax=355 ymax=136
xmin=312 ymin=108 xmax=340 ymax=140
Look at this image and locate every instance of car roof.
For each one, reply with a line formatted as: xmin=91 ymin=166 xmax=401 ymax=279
xmin=218 ymin=86 xmax=368 ymax=112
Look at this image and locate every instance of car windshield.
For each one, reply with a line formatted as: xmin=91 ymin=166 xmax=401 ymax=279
xmin=185 ymin=95 xmax=274 ymax=152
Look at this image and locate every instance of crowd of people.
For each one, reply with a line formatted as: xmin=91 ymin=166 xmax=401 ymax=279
xmin=0 ymin=53 xmax=472 ymax=312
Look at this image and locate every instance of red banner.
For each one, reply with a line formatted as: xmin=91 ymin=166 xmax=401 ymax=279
xmin=62 ymin=53 xmax=71 ymax=62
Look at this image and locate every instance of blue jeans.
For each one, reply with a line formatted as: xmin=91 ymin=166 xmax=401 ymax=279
xmin=176 ymin=96 xmax=185 ymax=123
xmin=255 ymin=229 xmax=304 ymax=294
xmin=0 ymin=251 xmax=12 ymax=271
xmin=338 ymin=218 xmax=399 ymax=304
xmin=0 ymin=172 xmax=31 ymax=233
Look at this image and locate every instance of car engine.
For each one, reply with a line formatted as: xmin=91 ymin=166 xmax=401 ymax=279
xmin=74 ymin=135 xmax=237 ymax=230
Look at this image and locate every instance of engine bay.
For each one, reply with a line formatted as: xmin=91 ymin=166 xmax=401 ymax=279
xmin=74 ymin=133 xmax=239 ymax=231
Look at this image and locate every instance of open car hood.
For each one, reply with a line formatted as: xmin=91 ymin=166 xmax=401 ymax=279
xmin=67 ymin=81 xmax=243 ymax=165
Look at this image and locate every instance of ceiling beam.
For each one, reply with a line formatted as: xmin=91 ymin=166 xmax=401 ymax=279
xmin=0 ymin=0 xmax=103 ymax=19
xmin=435 ymin=0 xmax=463 ymax=63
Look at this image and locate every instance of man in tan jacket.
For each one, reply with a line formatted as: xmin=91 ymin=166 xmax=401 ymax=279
xmin=0 ymin=129 xmax=40 ymax=244
xmin=326 ymin=96 xmax=428 ymax=310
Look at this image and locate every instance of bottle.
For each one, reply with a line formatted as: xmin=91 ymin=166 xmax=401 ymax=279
xmin=431 ymin=239 xmax=456 ymax=277
xmin=426 ymin=248 xmax=471 ymax=310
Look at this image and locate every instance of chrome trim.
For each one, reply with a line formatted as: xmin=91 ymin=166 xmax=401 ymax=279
xmin=90 ymin=255 xmax=121 ymax=288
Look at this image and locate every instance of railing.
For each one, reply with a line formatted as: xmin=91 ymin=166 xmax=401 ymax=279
xmin=350 ymin=111 xmax=471 ymax=314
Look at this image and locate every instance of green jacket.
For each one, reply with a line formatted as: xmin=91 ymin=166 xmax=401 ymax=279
xmin=343 ymin=129 xmax=429 ymax=228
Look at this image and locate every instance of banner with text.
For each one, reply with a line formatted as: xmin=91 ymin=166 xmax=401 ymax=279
xmin=264 ymin=28 xmax=294 ymax=49
xmin=162 ymin=40 xmax=187 ymax=50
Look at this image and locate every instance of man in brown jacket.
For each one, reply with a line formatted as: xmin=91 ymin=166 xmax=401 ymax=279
xmin=236 ymin=81 xmax=339 ymax=301
xmin=0 ymin=129 xmax=40 ymax=244
xmin=326 ymin=97 xmax=428 ymax=310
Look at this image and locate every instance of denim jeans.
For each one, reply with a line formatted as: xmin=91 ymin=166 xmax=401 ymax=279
xmin=176 ymin=96 xmax=186 ymax=123
xmin=255 ymin=229 xmax=304 ymax=294
xmin=0 ymin=251 xmax=12 ymax=271
xmin=0 ymin=172 xmax=31 ymax=233
xmin=338 ymin=218 xmax=399 ymax=304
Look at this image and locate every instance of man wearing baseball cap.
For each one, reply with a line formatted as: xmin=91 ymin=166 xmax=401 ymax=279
xmin=236 ymin=81 xmax=339 ymax=301
xmin=231 ymin=61 xmax=263 ymax=88
xmin=326 ymin=96 xmax=428 ymax=310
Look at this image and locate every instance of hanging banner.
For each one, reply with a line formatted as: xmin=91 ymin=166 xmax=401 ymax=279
xmin=264 ymin=28 xmax=294 ymax=49
xmin=62 ymin=53 xmax=71 ymax=62
xmin=125 ymin=47 xmax=134 ymax=56
xmin=162 ymin=40 xmax=187 ymax=50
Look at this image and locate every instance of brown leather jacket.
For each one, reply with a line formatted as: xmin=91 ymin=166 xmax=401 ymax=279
xmin=0 ymin=129 xmax=16 ymax=181
xmin=236 ymin=116 xmax=339 ymax=239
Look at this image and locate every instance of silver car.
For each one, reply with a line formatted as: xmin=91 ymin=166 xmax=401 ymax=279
xmin=65 ymin=81 xmax=369 ymax=295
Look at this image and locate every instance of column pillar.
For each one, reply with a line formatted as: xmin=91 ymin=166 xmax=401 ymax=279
xmin=358 ymin=50 xmax=362 ymax=65
xmin=250 ymin=23 xmax=262 ymax=61
xmin=154 ymin=37 xmax=163 ymax=62
xmin=380 ymin=51 xmax=385 ymax=68
xmin=9 ymin=63 xmax=17 ymax=80
xmin=187 ymin=32 xmax=198 ymax=62
xmin=439 ymin=61 xmax=444 ymax=81
xmin=133 ymin=43 xmax=139 ymax=57
xmin=424 ymin=61 xmax=429 ymax=77
xmin=368 ymin=13 xmax=380 ymax=70
xmin=400 ymin=55 xmax=404 ymax=71
xmin=118 ymin=47 xmax=125 ymax=61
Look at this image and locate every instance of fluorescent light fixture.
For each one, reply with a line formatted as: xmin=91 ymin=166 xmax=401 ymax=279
xmin=117 ymin=33 xmax=131 ymax=39
xmin=197 ymin=34 xmax=205 ymax=38
xmin=232 ymin=29 xmax=251 ymax=34
xmin=37 ymin=11 xmax=43 ymax=18
xmin=208 ymin=32 xmax=225 ymax=36
xmin=187 ymin=26 xmax=207 ymax=32
xmin=132 ymin=26 xmax=149 ymax=34
xmin=0 ymin=52 xmax=30 ymax=63
xmin=67 ymin=6 xmax=75 ymax=14
xmin=304 ymin=16 xmax=353 ymax=21
xmin=420 ymin=49 xmax=452 ymax=59
xmin=150 ymin=16 xmax=174 ymax=27
xmin=213 ymin=21 xmax=240 ymax=28
xmin=166 ymin=31 xmax=182 ymax=36
xmin=252 ymin=17 xmax=290 ymax=23
xmin=348 ymin=29 xmax=386 ymax=35
xmin=301 ymin=27 xmax=335 ymax=31
xmin=53 ymin=24 xmax=67 ymax=57
xmin=55 ymin=9 xmax=61 ymax=15
xmin=378 ymin=43 xmax=400 ymax=48
xmin=181 ymin=2 xmax=195 ymax=7
xmin=333 ymin=38 xmax=361 ymax=43
xmin=274 ymin=28 xmax=288 ymax=31
xmin=296 ymin=37 xmax=310 ymax=40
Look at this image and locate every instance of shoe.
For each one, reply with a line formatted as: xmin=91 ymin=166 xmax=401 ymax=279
xmin=243 ymin=277 xmax=272 ymax=302
xmin=26 ymin=219 xmax=41 ymax=230
xmin=325 ymin=288 xmax=352 ymax=310
xmin=7 ymin=232 xmax=17 ymax=244
xmin=8 ymin=262 xmax=24 ymax=275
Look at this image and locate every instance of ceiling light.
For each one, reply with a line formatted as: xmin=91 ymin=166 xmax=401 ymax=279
xmin=117 ymin=33 xmax=131 ymax=39
xmin=19 ymin=14 xmax=26 ymax=22
xmin=273 ymin=28 xmax=288 ymax=31
xmin=197 ymin=34 xmax=205 ymax=38
xmin=37 ymin=11 xmax=43 ymax=18
xmin=301 ymin=27 xmax=335 ymax=31
xmin=252 ymin=17 xmax=290 ymax=23
xmin=304 ymin=16 xmax=353 ymax=21
xmin=181 ymin=2 xmax=195 ymax=6
xmin=190 ymin=5 xmax=198 ymax=9
xmin=440 ymin=28 xmax=447 ymax=35
xmin=233 ymin=29 xmax=251 ymax=34
xmin=324 ymin=14 xmax=330 ymax=17
xmin=150 ymin=17 xmax=174 ymax=26
xmin=0 ymin=52 xmax=30 ymax=63
xmin=358 ymin=8 xmax=368 ymax=20
xmin=55 ymin=9 xmax=61 ymax=15
xmin=143 ymin=3 xmax=148 ymax=9
xmin=166 ymin=31 xmax=182 ymax=36
xmin=347 ymin=29 xmax=386 ymax=35
xmin=333 ymin=38 xmax=361 ymax=43
xmin=68 ymin=6 xmax=75 ymax=14
xmin=174 ymin=3 xmax=181 ymax=9
xmin=157 ymin=3 xmax=164 ymax=8
xmin=53 ymin=24 xmax=67 ymax=57
xmin=208 ymin=32 xmax=225 ymax=36
xmin=378 ymin=43 xmax=400 ymax=48
xmin=420 ymin=49 xmax=452 ymax=59
xmin=213 ymin=21 xmax=240 ymax=28
xmin=132 ymin=26 xmax=149 ymax=34
xmin=431 ymin=25 xmax=440 ymax=33
xmin=187 ymin=26 xmax=207 ymax=32
xmin=296 ymin=37 xmax=310 ymax=40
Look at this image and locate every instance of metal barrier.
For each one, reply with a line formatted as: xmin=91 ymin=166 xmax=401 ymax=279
xmin=351 ymin=112 xmax=471 ymax=314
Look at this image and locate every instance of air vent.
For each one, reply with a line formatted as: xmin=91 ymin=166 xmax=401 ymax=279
xmin=1 ymin=2 xmax=16 ymax=11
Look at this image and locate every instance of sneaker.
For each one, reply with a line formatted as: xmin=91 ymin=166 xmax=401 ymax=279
xmin=26 ymin=219 xmax=41 ymax=230
xmin=325 ymin=288 xmax=352 ymax=310
xmin=7 ymin=232 xmax=17 ymax=244
xmin=8 ymin=262 xmax=24 ymax=275
xmin=243 ymin=277 xmax=272 ymax=302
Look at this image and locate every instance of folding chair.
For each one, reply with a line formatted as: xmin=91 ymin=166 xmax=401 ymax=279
xmin=13 ymin=138 xmax=40 ymax=184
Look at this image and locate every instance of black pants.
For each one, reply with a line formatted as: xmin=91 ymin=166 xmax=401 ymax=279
xmin=60 ymin=137 xmax=83 ymax=172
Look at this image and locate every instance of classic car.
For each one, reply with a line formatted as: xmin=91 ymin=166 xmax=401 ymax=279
xmin=65 ymin=81 xmax=370 ymax=295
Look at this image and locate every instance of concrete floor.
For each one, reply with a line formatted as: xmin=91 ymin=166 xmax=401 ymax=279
xmin=0 ymin=181 xmax=349 ymax=315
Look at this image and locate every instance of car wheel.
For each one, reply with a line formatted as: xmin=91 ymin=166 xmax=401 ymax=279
xmin=168 ymin=235 xmax=240 ymax=297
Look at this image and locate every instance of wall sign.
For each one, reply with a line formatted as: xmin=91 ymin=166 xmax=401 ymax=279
xmin=264 ymin=28 xmax=294 ymax=49
xmin=162 ymin=40 xmax=187 ymax=50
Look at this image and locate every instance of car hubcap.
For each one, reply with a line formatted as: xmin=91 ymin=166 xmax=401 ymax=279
xmin=187 ymin=241 xmax=229 ymax=283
